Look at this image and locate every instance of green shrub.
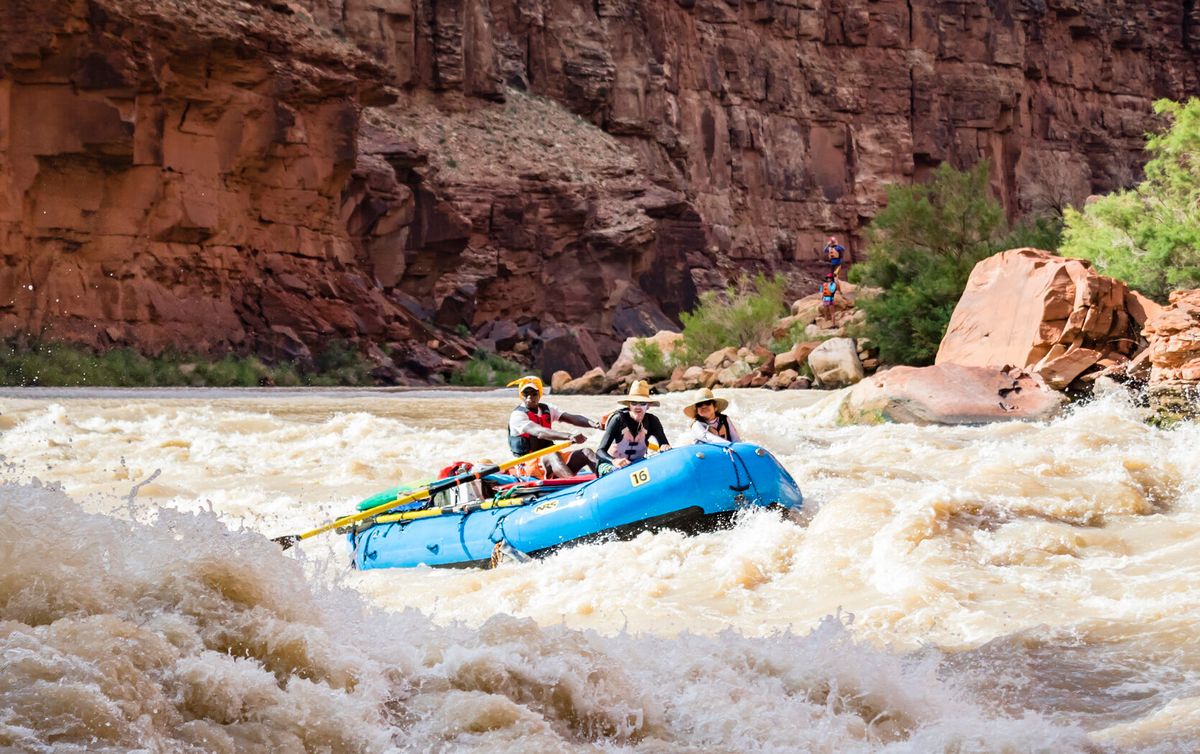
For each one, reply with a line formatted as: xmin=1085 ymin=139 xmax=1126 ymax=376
xmin=1060 ymin=98 xmax=1200 ymax=301
xmin=674 ymin=273 xmax=788 ymax=366
xmin=851 ymin=162 xmax=1058 ymax=366
xmin=450 ymin=350 xmax=525 ymax=386
xmin=632 ymin=339 xmax=671 ymax=380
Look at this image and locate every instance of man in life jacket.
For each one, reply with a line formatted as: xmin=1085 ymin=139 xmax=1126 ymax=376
xmin=819 ymin=272 xmax=844 ymax=326
xmin=823 ymin=236 xmax=845 ymax=278
xmin=506 ymin=376 xmax=600 ymax=479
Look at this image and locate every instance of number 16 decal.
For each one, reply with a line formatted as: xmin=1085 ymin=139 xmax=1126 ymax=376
xmin=630 ymin=468 xmax=651 ymax=487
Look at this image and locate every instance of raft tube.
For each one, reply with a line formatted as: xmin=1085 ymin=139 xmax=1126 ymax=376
xmin=349 ymin=442 xmax=802 ymax=569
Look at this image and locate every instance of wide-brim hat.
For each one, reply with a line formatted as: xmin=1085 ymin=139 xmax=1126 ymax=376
xmin=617 ymin=379 xmax=660 ymax=407
xmin=682 ymin=387 xmax=728 ymax=419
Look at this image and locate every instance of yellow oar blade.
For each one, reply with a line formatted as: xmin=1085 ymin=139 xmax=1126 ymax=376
xmin=273 ymin=441 xmax=573 ymax=549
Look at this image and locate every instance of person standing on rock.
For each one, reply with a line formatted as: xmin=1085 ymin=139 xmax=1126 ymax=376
xmin=683 ymin=388 xmax=742 ymax=446
xmin=819 ymin=272 xmax=846 ymax=327
xmin=595 ymin=380 xmax=671 ymax=475
xmin=823 ymin=236 xmax=845 ymax=278
xmin=506 ymin=376 xmax=601 ymax=479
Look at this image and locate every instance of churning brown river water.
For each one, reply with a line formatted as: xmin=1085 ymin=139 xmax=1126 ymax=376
xmin=1 ymin=387 xmax=1197 ymax=753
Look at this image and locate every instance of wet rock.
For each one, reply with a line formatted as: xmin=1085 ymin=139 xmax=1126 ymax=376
xmin=840 ymin=363 xmax=1066 ymax=426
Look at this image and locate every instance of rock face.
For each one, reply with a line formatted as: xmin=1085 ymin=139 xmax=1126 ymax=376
xmin=0 ymin=0 xmax=472 ymax=380
xmin=301 ymin=0 xmax=1200 ymax=367
xmin=936 ymin=249 xmax=1148 ymax=389
xmin=4 ymin=0 xmax=1200 ymax=379
xmin=841 ymin=363 xmax=1066 ymax=425
xmin=1143 ymin=290 xmax=1200 ymax=385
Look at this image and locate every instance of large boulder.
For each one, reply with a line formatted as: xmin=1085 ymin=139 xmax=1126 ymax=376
xmin=840 ymin=363 xmax=1067 ymax=425
xmin=558 ymin=367 xmax=608 ymax=394
xmin=807 ymin=338 xmax=864 ymax=388
xmin=936 ymin=248 xmax=1144 ymax=389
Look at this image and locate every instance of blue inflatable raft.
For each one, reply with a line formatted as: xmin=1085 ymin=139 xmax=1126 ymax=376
xmin=348 ymin=442 xmax=803 ymax=569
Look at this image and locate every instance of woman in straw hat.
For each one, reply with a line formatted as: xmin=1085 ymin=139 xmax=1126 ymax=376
xmin=683 ymin=388 xmax=741 ymax=446
xmin=595 ymin=380 xmax=671 ymax=474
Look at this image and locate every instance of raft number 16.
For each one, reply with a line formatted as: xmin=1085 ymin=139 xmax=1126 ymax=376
xmin=630 ymin=468 xmax=651 ymax=487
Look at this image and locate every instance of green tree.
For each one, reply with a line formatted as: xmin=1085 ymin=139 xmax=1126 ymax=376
xmin=851 ymin=162 xmax=1055 ymax=365
xmin=1060 ymin=98 xmax=1200 ymax=301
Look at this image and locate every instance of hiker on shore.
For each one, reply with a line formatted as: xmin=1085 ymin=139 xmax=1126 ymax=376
xmin=823 ymin=236 xmax=845 ymax=278
xmin=683 ymin=388 xmax=742 ymax=446
xmin=507 ymin=376 xmax=600 ymax=479
xmin=819 ymin=272 xmax=847 ymax=326
xmin=596 ymin=380 xmax=671 ymax=474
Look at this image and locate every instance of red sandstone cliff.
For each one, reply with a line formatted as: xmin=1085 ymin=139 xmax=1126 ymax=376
xmin=0 ymin=0 xmax=472 ymax=381
xmin=313 ymin=0 xmax=1200 ymax=371
xmin=3 ymin=0 xmax=1199 ymax=380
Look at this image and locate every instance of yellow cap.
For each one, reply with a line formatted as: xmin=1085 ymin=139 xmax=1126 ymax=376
xmin=506 ymin=375 xmax=544 ymax=401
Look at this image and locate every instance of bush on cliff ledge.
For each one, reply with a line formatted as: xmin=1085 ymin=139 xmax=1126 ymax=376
xmin=674 ymin=274 xmax=788 ymax=366
xmin=1060 ymin=98 xmax=1200 ymax=302
xmin=850 ymin=163 xmax=1060 ymax=365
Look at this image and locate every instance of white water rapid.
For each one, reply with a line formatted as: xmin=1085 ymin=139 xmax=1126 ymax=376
xmin=1 ymin=387 xmax=1197 ymax=752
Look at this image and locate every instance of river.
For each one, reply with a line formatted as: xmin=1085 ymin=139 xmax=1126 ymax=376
xmin=0 ymin=387 xmax=1196 ymax=753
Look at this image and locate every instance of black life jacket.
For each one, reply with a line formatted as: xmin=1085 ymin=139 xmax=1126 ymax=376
xmin=710 ymin=414 xmax=731 ymax=440
xmin=508 ymin=403 xmax=554 ymax=455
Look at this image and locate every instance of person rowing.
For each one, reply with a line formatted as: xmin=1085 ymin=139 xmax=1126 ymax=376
xmin=595 ymin=380 xmax=671 ymax=475
xmin=506 ymin=376 xmax=600 ymax=479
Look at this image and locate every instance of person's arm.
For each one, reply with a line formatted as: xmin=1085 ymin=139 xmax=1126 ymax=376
xmin=509 ymin=409 xmax=583 ymax=444
xmin=595 ymin=415 xmax=621 ymax=465
xmin=646 ymin=414 xmax=670 ymax=451
xmin=690 ymin=420 xmax=729 ymax=446
xmin=557 ymin=411 xmax=601 ymax=430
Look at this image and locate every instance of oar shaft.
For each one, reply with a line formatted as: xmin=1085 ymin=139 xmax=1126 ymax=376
xmin=274 ymin=441 xmax=572 ymax=549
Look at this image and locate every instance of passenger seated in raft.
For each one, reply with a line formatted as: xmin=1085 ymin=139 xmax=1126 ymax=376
xmin=507 ymin=376 xmax=601 ymax=479
xmin=683 ymin=388 xmax=741 ymax=446
xmin=595 ymin=380 xmax=671 ymax=475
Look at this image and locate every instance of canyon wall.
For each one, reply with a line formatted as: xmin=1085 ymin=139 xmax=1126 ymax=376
xmin=0 ymin=0 xmax=469 ymax=380
xmin=3 ymin=0 xmax=1198 ymax=378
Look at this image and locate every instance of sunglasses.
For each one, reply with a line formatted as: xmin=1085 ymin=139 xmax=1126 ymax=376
xmin=696 ymin=400 xmax=716 ymax=408
xmin=629 ymin=401 xmax=650 ymax=408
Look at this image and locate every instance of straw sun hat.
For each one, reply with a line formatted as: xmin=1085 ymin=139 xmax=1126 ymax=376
xmin=617 ymin=380 xmax=660 ymax=407
xmin=682 ymin=387 xmax=729 ymax=420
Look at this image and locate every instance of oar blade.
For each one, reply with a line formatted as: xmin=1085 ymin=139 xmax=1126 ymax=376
xmin=272 ymin=534 xmax=301 ymax=550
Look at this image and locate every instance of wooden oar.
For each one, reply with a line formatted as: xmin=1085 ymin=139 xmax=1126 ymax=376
xmin=271 ymin=441 xmax=572 ymax=550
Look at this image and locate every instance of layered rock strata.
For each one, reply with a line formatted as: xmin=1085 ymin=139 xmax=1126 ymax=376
xmin=0 ymin=0 xmax=467 ymax=379
xmin=303 ymin=0 xmax=1200 ymax=370
xmin=4 ymin=0 xmax=1200 ymax=378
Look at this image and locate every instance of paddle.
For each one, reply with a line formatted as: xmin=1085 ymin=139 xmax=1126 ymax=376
xmin=272 ymin=441 xmax=573 ymax=550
